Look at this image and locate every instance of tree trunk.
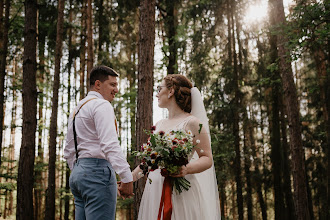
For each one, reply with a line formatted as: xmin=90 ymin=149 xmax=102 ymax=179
xmin=312 ymin=46 xmax=329 ymax=219
xmin=219 ymin=180 xmax=226 ymax=218
xmin=127 ymin=45 xmax=137 ymax=153
xmin=16 ymin=0 xmax=38 ymax=219
xmin=4 ymin=66 xmax=16 ymax=219
xmin=255 ymin=37 xmax=268 ymax=220
xmin=97 ymin=0 xmax=104 ymax=62
xmin=243 ymin=111 xmax=253 ymax=220
xmin=260 ymin=95 xmax=270 ymax=220
xmin=86 ymin=0 xmax=93 ymax=90
xmin=80 ymin=1 xmax=87 ymax=99
xmin=279 ymin=96 xmax=295 ymax=219
xmin=165 ymin=0 xmax=178 ymax=75
xmin=34 ymin=6 xmax=46 ymax=219
xmin=65 ymin=2 xmax=73 ymax=219
xmin=231 ymin=1 xmax=243 ymax=219
xmin=135 ymin=0 xmax=155 ymax=218
xmin=0 ymin=0 xmax=10 ymax=166
xmin=268 ymin=12 xmax=285 ymax=218
xmin=269 ymin=0 xmax=310 ymax=219
xmin=80 ymin=0 xmax=87 ymax=100
xmin=9 ymin=59 xmax=18 ymax=217
xmin=44 ymin=0 xmax=65 ymax=219
xmin=270 ymin=84 xmax=285 ymax=220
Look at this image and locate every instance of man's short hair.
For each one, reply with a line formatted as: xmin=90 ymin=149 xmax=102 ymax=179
xmin=90 ymin=65 xmax=119 ymax=86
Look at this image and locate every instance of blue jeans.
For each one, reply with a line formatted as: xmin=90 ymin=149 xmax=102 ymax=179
xmin=69 ymin=158 xmax=117 ymax=220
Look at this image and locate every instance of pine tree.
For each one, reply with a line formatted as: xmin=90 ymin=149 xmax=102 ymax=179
xmin=135 ymin=0 xmax=155 ymax=217
xmin=16 ymin=0 xmax=38 ymax=219
xmin=44 ymin=0 xmax=65 ymax=219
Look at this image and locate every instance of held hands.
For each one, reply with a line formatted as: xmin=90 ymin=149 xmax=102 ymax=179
xmin=117 ymin=181 xmax=134 ymax=200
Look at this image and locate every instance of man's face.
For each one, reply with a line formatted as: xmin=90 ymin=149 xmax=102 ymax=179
xmin=97 ymin=75 xmax=119 ymax=102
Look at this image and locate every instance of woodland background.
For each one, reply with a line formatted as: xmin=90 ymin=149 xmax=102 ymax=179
xmin=0 ymin=0 xmax=329 ymax=219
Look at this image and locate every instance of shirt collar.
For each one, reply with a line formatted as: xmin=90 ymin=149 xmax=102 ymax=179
xmin=87 ymin=91 xmax=105 ymax=100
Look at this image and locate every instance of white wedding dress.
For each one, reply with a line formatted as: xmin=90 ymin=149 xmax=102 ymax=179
xmin=138 ymin=116 xmax=205 ymax=220
xmin=138 ymin=88 xmax=221 ymax=220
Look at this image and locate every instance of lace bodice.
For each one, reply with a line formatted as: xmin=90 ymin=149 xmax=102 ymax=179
xmin=155 ymin=115 xmax=194 ymax=134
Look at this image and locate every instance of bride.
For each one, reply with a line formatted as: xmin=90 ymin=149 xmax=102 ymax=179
xmin=132 ymin=74 xmax=221 ymax=220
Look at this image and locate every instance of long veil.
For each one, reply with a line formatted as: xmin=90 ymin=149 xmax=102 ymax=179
xmin=190 ymin=87 xmax=221 ymax=219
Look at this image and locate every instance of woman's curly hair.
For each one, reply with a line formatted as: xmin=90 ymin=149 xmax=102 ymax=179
xmin=164 ymin=74 xmax=193 ymax=113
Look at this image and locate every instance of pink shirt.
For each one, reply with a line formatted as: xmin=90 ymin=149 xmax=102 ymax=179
xmin=64 ymin=91 xmax=133 ymax=183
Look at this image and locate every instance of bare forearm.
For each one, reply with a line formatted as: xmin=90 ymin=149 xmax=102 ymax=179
xmin=186 ymin=156 xmax=212 ymax=174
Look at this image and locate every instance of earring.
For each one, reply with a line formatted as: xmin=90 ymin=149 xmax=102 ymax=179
xmin=168 ymin=95 xmax=170 ymax=99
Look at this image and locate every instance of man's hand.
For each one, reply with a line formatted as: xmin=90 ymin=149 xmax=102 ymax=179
xmin=118 ymin=181 xmax=134 ymax=200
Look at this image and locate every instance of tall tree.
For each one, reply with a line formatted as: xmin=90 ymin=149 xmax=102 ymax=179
xmin=96 ymin=0 xmax=105 ymax=62
xmin=255 ymin=37 xmax=268 ymax=220
xmin=279 ymin=96 xmax=295 ymax=219
xmin=4 ymin=63 xmax=16 ymax=219
xmin=0 ymin=0 xmax=10 ymax=166
xmin=230 ymin=1 xmax=243 ymax=219
xmin=16 ymin=0 xmax=38 ymax=219
xmin=44 ymin=0 xmax=65 ymax=219
xmin=162 ymin=0 xmax=179 ymax=75
xmin=134 ymin=0 xmax=155 ymax=218
xmin=64 ymin=1 xmax=73 ymax=219
xmin=243 ymin=110 xmax=253 ymax=220
xmin=79 ymin=0 xmax=87 ymax=99
xmin=268 ymin=9 xmax=285 ymax=218
xmin=34 ymin=2 xmax=47 ymax=219
xmin=269 ymin=0 xmax=310 ymax=219
xmin=86 ymin=0 xmax=93 ymax=89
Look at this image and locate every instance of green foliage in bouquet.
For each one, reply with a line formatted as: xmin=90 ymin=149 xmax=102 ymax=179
xmin=133 ymin=126 xmax=200 ymax=194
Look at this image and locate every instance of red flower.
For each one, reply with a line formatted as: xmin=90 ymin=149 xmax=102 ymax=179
xmin=159 ymin=131 xmax=165 ymax=136
xmin=160 ymin=168 xmax=169 ymax=177
xmin=183 ymin=138 xmax=188 ymax=142
xmin=178 ymin=140 xmax=185 ymax=145
xmin=171 ymin=145 xmax=178 ymax=151
xmin=151 ymin=126 xmax=156 ymax=131
xmin=172 ymin=139 xmax=178 ymax=145
xmin=147 ymin=148 xmax=152 ymax=152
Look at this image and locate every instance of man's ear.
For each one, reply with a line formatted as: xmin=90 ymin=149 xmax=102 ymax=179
xmin=94 ymin=80 xmax=101 ymax=90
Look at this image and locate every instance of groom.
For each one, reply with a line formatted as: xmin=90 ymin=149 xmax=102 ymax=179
xmin=64 ymin=65 xmax=133 ymax=220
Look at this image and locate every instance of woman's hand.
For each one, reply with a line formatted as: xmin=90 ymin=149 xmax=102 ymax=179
xmin=170 ymin=165 xmax=189 ymax=177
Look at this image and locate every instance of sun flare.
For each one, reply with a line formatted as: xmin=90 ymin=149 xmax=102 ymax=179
xmin=244 ymin=1 xmax=268 ymax=24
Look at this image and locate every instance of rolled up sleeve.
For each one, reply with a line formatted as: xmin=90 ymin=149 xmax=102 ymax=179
xmin=93 ymin=101 xmax=133 ymax=183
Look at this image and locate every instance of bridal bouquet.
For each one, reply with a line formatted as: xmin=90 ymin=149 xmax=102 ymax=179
xmin=133 ymin=126 xmax=200 ymax=194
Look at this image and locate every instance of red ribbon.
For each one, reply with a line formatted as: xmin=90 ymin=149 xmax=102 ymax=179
xmin=157 ymin=177 xmax=173 ymax=220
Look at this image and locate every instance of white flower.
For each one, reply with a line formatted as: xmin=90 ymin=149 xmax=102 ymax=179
xmin=151 ymin=159 xmax=155 ymax=164
xmin=196 ymin=139 xmax=200 ymax=144
xmin=137 ymin=152 xmax=141 ymax=156
xmin=187 ymin=130 xmax=193 ymax=136
xmin=143 ymin=143 xmax=148 ymax=149
xmin=200 ymin=149 xmax=204 ymax=153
